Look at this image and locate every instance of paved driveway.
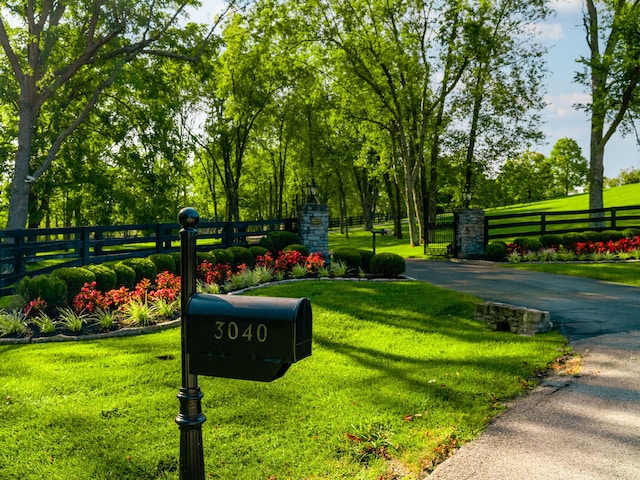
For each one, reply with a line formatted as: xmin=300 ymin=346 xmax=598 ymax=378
xmin=405 ymin=259 xmax=640 ymax=341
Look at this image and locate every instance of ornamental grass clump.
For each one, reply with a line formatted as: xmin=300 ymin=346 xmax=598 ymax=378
xmin=57 ymin=307 xmax=88 ymax=333
xmin=0 ymin=310 xmax=28 ymax=337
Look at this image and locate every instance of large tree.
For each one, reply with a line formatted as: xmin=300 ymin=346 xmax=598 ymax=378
xmin=578 ymin=0 xmax=640 ymax=217
xmin=0 ymin=0 xmax=202 ymax=229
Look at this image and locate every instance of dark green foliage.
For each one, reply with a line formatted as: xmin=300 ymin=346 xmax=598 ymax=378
xmin=358 ymin=250 xmax=375 ymax=273
xmin=123 ymin=258 xmax=158 ymax=283
xmin=539 ymin=234 xmax=562 ymax=249
xmin=582 ymin=231 xmax=604 ymax=243
xmin=196 ymin=251 xmax=216 ymax=266
xmin=601 ymin=230 xmax=625 ymax=242
xmin=513 ymin=237 xmax=541 ymax=252
xmin=170 ymin=252 xmax=181 ymax=275
xmin=86 ymin=264 xmax=117 ymax=292
xmin=52 ymin=267 xmax=96 ymax=302
xmin=15 ymin=274 xmax=67 ymax=314
xmin=227 ymin=246 xmax=254 ymax=268
xmin=249 ymin=246 xmax=269 ymax=259
xmin=561 ymin=232 xmax=587 ymax=249
xmin=370 ymin=253 xmax=406 ymax=277
xmin=485 ymin=241 xmax=507 ymax=261
xmin=212 ymin=249 xmax=233 ymax=266
xmin=623 ymin=228 xmax=640 ymax=238
xmin=111 ymin=262 xmax=137 ymax=289
xmin=332 ymin=248 xmax=362 ymax=271
xmin=284 ymin=244 xmax=309 ymax=256
xmin=148 ymin=254 xmax=176 ymax=274
xmin=260 ymin=231 xmax=301 ymax=254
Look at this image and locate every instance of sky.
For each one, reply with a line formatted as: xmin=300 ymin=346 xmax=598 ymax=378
xmin=537 ymin=0 xmax=640 ymax=177
xmin=192 ymin=0 xmax=640 ymax=178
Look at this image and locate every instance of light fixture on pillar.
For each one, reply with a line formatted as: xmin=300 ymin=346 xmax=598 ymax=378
xmin=462 ymin=190 xmax=471 ymax=209
xmin=307 ymin=178 xmax=318 ymax=204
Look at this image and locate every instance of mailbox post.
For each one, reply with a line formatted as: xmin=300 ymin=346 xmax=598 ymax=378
xmin=175 ymin=208 xmax=312 ymax=479
xmin=176 ymin=208 xmax=206 ymax=480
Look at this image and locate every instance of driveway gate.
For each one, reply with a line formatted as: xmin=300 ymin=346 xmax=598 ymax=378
xmin=426 ymin=212 xmax=456 ymax=256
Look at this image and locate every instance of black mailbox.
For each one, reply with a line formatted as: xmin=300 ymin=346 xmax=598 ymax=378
xmin=186 ymin=293 xmax=312 ymax=382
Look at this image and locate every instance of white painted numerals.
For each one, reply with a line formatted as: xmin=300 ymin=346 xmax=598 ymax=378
xmin=214 ymin=321 xmax=267 ymax=343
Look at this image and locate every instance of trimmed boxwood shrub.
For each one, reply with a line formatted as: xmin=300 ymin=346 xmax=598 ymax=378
xmin=86 ymin=264 xmax=117 ymax=292
xmin=122 ymin=258 xmax=157 ymax=284
xmin=149 ymin=253 xmax=176 ymax=274
xmin=539 ymin=234 xmax=562 ymax=249
xmin=227 ymin=246 xmax=254 ymax=268
xmin=623 ymin=228 xmax=640 ymax=238
xmin=332 ymin=248 xmax=362 ymax=271
xmin=370 ymin=253 xmax=405 ymax=277
xmin=170 ymin=252 xmax=182 ymax=274
xmin=513 ymin=237 xmax=541 ymax=252
xmin=601 ymin=230 xmax=625 ymax=242
xmin=260 ymin=231 xmax=301 ymax=254
xmin=358 ymin=250 xmax=375 ymax=273
xmin=212 ymin=249 xmax=233 ymax=266
xmin=485 ymin=241 xmax=507 ymax=261
xmin=196 ymin=251 xmax=216 ymax=266
xmin=284 ymin=244 xmax=309 ymax=257
xmin=111 ymin=262 xmax=136 ymax=289
xmin=561 ymin=232 xmax=587 ymax=249
xmin=249 ymin=246 xmax=269 ymax=259
xmin=52 ymin=267 xmax=96 ymax=302
xmin=16 ymin=274 xmax=67 ymax=315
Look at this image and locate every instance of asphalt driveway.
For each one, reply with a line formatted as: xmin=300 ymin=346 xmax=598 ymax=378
xmin=405 ymin=259 xmax=640 ymax=341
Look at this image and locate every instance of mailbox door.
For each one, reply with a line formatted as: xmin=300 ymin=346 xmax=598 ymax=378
xmin=185 ymin=293 xmax=312 ymax=382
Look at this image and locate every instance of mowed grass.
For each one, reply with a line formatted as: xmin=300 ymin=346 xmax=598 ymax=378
xmin=0 ymin=281 xmax=566 ymax=479
xmin=504 ymin=261 xmax=640 ymax=287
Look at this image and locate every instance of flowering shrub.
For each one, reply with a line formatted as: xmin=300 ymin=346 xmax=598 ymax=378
xmin=305 ymin=253 xmax=325 ymax=273
xmin=24 ymin=298 xmax=47 ymax=318
xmin=73 ymin=282 xmax=112 ymax=313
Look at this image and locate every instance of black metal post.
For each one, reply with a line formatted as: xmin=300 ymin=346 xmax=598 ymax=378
xmin=176 ymin=207 xmax=206 ymax=480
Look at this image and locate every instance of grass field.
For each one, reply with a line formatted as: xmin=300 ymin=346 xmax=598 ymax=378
xmin=0 ymin=282 xmax=567 ymax=479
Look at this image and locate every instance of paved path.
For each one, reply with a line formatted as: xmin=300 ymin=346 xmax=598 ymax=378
xmin=404 ymin=260 xmax=640 ymax=480
xmin=405 ymin=260 xmax=640 ymax=341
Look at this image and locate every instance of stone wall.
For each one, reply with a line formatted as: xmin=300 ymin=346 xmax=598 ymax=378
xmin=474 ymin=301 xmax=553 ymax=335
xmin=297 ymin=203 xmax=330 ymax=260
xmin=455 ymin=208 xmax=485 ymax=259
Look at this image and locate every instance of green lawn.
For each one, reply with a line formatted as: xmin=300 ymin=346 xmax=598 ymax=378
xmin=0 ymin=281 xmax=566 ymax=479
xmin=504 ymin=261 xmax=640 ymax=287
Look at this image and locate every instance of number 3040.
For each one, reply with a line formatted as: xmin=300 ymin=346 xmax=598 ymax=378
xmin=214 ymin=321 xmax=267 ymax=343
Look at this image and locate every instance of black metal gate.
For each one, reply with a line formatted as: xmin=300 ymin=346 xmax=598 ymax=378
xmin=426 ymin=212 xmax=456 ymax=256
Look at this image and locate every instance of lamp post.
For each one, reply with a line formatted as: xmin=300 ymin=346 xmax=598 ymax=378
xmin=307 ymin=179 xmax=318 ymax=204
xmin=462 ymin=190 xmax=472 ymax=209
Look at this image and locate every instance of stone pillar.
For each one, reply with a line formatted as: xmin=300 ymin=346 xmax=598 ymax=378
xmin=455 ymin=208 xmax=485 ymax=259
xmin=297 ymin=203 xmax=330 ymax=260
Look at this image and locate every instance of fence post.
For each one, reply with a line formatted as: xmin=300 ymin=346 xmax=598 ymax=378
xmin=611 ymin=207 xmax=617 ymax=229
xmin=541 ymin=213 xmax=546 ymax=235
xmin=81 ymin=227 xmax=90 ymax=266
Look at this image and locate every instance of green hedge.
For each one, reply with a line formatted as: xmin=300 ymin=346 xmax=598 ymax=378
xmin=370 ymin=253 xmax=405 ymax=277
xmin=52 ymin=267 xmax=96 ymax=302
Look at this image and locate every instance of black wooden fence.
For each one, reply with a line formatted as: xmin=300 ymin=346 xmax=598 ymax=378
xmin=485 ymin=205 xmax=640 ymax=243
xmin=0 ymin=218 xmax=296 ymax=296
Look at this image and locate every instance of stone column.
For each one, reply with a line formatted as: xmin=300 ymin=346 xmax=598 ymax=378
xmin=455 ymin=208 xmax=485 ymax=259
xmin=297 ymin=203 xmax=330 ymax=260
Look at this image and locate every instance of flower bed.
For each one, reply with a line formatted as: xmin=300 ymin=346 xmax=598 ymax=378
xmin=0 ymin=249 xmax=406 ymax=341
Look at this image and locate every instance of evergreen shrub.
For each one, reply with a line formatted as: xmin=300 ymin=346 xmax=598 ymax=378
xmin=370 ymin=253 xmax=406 ymax=277
xmin=260 ymin=231 xmax=301 ymax=254
xmin=539 ymin=234 xmax=562 ymax=249
xmin=284 ymin=244 xmax=309 ymax=256
xmin=123 ymin=258 xmax=158 ymax=284
xmin=86 ymin=264 xmax=117 ymax=292
xmin=149 ymin=254 xmax=176 ymax=274
xmin=111 ymin=262 xmax=137 ymax=289
xmin=52 ymin=267 xmax=96 ymax=302
xmin=485 ymin=241 xmax=507 ymax=261
xmin=249 ymin=246 xmax=269 ymax=259
xmin=332 ymin=249 xmax=361 ymax=271
xmin=358 ymin=250 xmax=375 ymax=273
xmin=227 ymin=246 xmax=254 ymax=268
xmin=212 ymin=249 xmax=233 ymax=266
xmin=15 ymin=274 xmax=67 ymax=315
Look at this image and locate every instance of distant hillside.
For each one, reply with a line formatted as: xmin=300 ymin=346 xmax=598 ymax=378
xmin=486 ymin=183 xmax=640 ymax=215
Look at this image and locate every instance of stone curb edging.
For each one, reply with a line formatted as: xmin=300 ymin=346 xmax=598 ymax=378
xmin=0 ymin=276 xmax=412 ymax=346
